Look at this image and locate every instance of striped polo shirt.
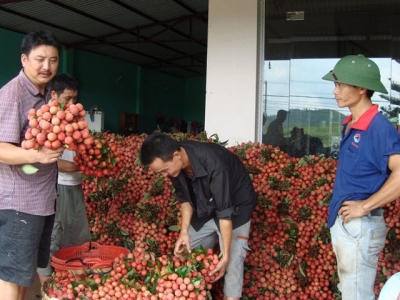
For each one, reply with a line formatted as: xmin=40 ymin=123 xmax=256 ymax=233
xmin=0 ymin=70 xmax=58 ymax=216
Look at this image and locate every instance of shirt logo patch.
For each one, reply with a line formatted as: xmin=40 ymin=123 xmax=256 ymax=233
xmin=353 ymin=133 xmax=361 ymax=143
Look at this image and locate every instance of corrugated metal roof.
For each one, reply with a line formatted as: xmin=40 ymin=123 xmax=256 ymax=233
xmin=0 ymin=0 xmax=399 ymax=77
xmin=0 ymin=0 xmax=209 ymax=77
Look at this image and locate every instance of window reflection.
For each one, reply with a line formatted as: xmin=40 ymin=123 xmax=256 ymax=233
xmin=380 ymin=59 xmax=400 ymax=124
xmin=262 ymin=58 xmax=397 ymax=159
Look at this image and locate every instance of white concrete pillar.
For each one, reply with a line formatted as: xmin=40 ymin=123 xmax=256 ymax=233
xmin=205 ymin=0 xmax=263 ymax=146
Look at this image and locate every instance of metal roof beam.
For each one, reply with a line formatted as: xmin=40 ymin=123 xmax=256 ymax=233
xmin=0 ymin=5 xmax=203 ymax=76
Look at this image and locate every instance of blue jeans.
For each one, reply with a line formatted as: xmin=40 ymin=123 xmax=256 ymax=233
xmin=330 ymin=209 xmax=386 ymax=300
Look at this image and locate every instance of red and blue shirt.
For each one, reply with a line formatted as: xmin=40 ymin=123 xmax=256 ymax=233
xmin=328 ymin=104 xmax=400 ymax=227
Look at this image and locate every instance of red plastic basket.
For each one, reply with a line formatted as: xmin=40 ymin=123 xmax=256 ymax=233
xmin=51 ymin=242 xmax=130 ymax=271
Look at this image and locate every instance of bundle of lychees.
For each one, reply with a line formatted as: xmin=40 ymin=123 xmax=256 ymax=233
xmin=22 ymin=100 xmax=92 ymax=151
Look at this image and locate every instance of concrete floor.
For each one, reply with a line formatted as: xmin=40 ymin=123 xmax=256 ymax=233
xmin=25 ymin=274 xmax=42 ymax=300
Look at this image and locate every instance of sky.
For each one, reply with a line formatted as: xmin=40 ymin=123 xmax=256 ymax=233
xmin=263 ymin=57 xmax=400 ymax=117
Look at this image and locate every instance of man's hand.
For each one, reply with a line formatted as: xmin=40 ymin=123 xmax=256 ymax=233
xmin=36 ymin=146 xmax=64 ymax=164
xmin=174 ymin=231 xmax=191 ymax=256
xmin=209 ymin=255 xmax=229 ymax=282
xmin=338 ymin=200 xmax=368 ymax=223
xmin=0 ymin=142 xmax=64 ymax=165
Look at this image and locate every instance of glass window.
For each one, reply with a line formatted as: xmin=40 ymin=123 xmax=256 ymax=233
xmin=262 ymin=57 xmax=397 ymax=158
xmin=262 ymin=2 xmax=400 ymax=159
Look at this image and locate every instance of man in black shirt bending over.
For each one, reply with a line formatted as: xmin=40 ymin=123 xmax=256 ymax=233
xmin=140 ymin=133 xmax=257 ymax=300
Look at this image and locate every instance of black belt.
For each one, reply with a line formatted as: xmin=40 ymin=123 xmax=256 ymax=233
xmin=337 ymin=207 xmax=383 ymax=219
xmin=368 ymin=207 xmax=383 ymax=217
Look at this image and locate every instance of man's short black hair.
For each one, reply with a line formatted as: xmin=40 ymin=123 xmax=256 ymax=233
xmin=277 ymin=110 xmax=288 ymax=118
xmin=140 ymin=133 xmax=180 ymax=166
xmin=21 ymin=30 xmax=62 ymax=56
xmin=48 ymin=73 xmax=79 ymax=96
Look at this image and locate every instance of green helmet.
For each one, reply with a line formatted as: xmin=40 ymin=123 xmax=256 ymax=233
xmin=322 ymin=54 xmax=388 ymax=94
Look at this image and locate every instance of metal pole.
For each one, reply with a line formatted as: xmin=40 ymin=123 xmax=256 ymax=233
xmin=264 ymin=81 xmax=268 ymax=113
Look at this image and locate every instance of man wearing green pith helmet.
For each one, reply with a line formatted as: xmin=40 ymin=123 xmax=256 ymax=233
xmin=322 ymin=55 xmax=400 ymax=300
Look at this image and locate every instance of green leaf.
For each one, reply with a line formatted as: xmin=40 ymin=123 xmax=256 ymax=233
xmin=120 ymin=229 xmax=130 ymax=236
xmin=134 ymin=157 xmax=142 ymax=165
xmin=299 ymin=263 xmax=306 ymax=277
xmin=153 ymin=177 xmax=164 ymax=187
xmin=150 ymin=252 xmax=156 ymax=261
xmin=168 ymin=225 xmax=180 ymax=232
xmin=21 ymin=164 xmax=39 ymax=175
xmin=298 ymin=157 xmax=307 ymax=167
xmin=102 ymin=273 xmax=110 ymax=284
xmin=387 ymin=227 xmax=396 ymax=240
xmin=125 ymin=278 xmax=136 ymax=286
xmin=191 ymin=246 xmax=206 ymax=254
xmin=281 ymin=217 xmax=295 ymax=224
xmin=127 ymin=269 xmax=135 ymax=278
xmin=101 ymin=146 xmax=109 ymax=155
xmin=176 ymin=265 xmax=192 ymax=278
xmin=193 ymin=278 xmax=203 ymax=286
xmin=164 ymin=262 xmax=174 ymax=274
xmin=85 ymin=278 xmax=95 ymax=285
xmin=144 ymin=274 xmax=152 ymax=284
xmin=123 ymin=238 xmax=134 ymax=251
xmin=88 ymin=282 xmax=99 ymax=290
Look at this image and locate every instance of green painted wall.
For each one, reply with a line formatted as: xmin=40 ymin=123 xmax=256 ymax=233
xmin=0 ymin=27 xmax=206 ymax=135
xmin=72 ymin=50 xmax=139 ymax=133
xmin=140 ymin=72 xmax=206 ymax=134
xmin=141 ymin=68 xmax=185 ymax=133
xmin=0 ymin=28 xmax=24 ymax=86
xmin=184 ymin=76 xmax=206 ymax=129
